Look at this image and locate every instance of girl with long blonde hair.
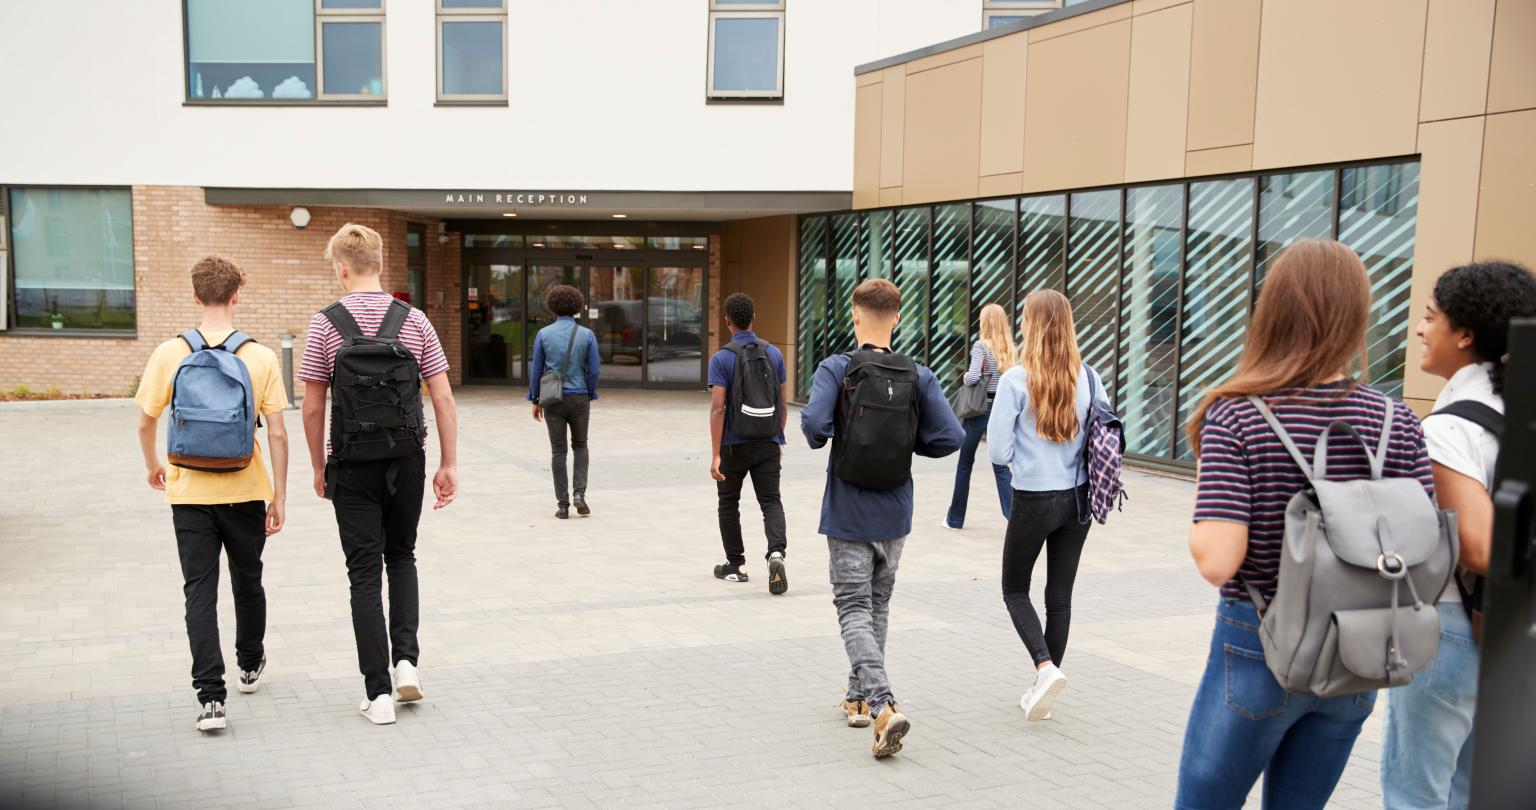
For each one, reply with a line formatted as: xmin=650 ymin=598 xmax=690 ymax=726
xmin=943 ymin=303 xmax=1017 ymax=529
xmin=985 ymin=290 xmax=1109 ymax=721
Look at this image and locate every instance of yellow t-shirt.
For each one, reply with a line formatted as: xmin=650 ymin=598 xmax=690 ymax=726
xmin=135 ymin=330 xmax=289 ymax=505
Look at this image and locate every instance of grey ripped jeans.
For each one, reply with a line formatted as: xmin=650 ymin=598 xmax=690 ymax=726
xmin=543 ymin=394 xmax=590 ymax=507
xmin=828 ymin=536 xmax=906 ymax=711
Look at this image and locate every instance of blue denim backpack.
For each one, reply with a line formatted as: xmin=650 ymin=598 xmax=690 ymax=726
xmin=167 ymin=330 xmax=258 ymax=472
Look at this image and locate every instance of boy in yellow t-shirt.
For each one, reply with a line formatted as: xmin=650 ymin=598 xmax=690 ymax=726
xmin=134 ymin=256 xmax=289 ymax=733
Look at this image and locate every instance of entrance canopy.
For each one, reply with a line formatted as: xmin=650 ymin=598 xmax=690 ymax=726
xmin=204 ymin=188 xmax=851 ymax=221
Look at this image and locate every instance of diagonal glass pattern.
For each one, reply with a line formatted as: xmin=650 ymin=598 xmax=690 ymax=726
xmin=1067 ymin=191 xmax=1121 ymax=404
xmin=829 ymin=213 xmax=863 ymax=356
xmin=930 ymin=204 xmax=971 ymax=390
xmin=1018 ymin=195 xmax=1067 ymax=341
xmin=892 ymin=208 xmax=930 ymax=361
xmin=1177 ymin=179 xmax=1255 ymax=459
xmin=1255 ymin=170 xmax=1335 ymax=288
xmin=972 ymin=200 xmax=1015 ymax=342
xmin=1119 ymin=185 xmax=1183 ymax=458
xmin=1339 ymin=163 xmax=1419 ymax=399
xmin=796 ymin=216 xmax=828 ymax=398
xmin=864 ymin=210 xmax=893 ymax=280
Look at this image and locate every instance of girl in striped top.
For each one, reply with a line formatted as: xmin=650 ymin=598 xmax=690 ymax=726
xmin=942 ymin=303 xmax=1015 ymax=530
xmin=1175 ymin=240 xmax=1435 ymax=809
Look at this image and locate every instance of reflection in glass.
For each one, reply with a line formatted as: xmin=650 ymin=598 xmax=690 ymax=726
xmin=1018 ymin=195 xmax=1066 ymax=339
xmin=442 ymin=20 xmax=504 ymax=96
xmin=534 ymin=234 xmax=645 ymax=250
xmin=1119 ymin=185 xmax=1183 ymax=457
xmin=1340 ymin=163 xmax=1419 ymax=399
xmin=987 ymin=15 xmax=1029 ymax=28
xmin=892 ymin=208 xmax=929 ymax=361
xmin=711 ymin=16 xmax=780 ymax=93
xmin=321 ymin=21 xmax=383 ymax=96
xmin=464 ymin=263 xmax=523 ymax=381
xmin=8 ymin=188 xmax=135 ymax=330
xmin=463 ymin=234 xmax=523 ymax=248
xmin=1255 ymin=170 xmax=1334 ymax=288
xmin=829 ymin=214 xmax=862 ymax=354
xmin=588 ymin=266 xmax=646 ymax=383
xmin=647 ymin=268 xmax=706 ymax=383
xmin=647 ymin=236 xmax=709 ymax=251
xmin=186 ymin=0 xmax=315 ymax=101
xmin=931 ymin=204 xmax=971 ymax=389
xmin=796 ymin=218 xmax=828 ymax=396
xmin=864 ymin=210 xmax=893 ymax=280
xmin=972 ymin=200 xmax=1014 ymax=336
xmin=1067 ymin=190 xmax=1121 ymax=402
xmin=1177 ymin=179 xmax=1254 ymax=459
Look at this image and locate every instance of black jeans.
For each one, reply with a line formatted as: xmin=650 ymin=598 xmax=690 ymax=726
xmin=1002 ymin=485 xmax=1091 ymax=667
xmin=544 ymin=394 xmax=591 ymax=507
xmin=330 ymin=450 xmax=425 ymax=700
xmin=716 ymin=441 xmax=787 ymax=566
xmin=172 ymin=501 xmax=268 ymax=704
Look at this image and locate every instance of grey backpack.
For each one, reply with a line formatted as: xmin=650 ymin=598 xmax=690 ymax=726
xmin=1244 ymin=395 xmax=1458 ymax=699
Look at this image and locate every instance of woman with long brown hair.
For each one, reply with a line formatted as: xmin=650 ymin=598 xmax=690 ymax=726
xmin=986 ymin=290 xmax=1109 ymax=721
xmin=943 ymin=303 xmax=1017 ymax=529
xmin=1175 ymin=240 xmax=1434 ymax=809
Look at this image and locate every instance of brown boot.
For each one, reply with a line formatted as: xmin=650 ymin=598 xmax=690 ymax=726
xmin=839 ymin=698 xmax=871 ymax=728
xmin=870 ymin=703 xmax=910 ymax=758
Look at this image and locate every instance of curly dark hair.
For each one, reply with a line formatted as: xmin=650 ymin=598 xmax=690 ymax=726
xmin=1434 ymin=260 xmax=1536 ymax=394
xmin=723 ymin=292 xmax=755 ymax=330
xmin=545 ymin=284 xmax=585 ymax=317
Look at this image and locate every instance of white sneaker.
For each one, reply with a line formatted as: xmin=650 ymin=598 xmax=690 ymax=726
xmin=393 ymin=661 xmax=424 ymax=703
xmin=942 ymin=519 xmax=960 ymax=531
xmin=1023 ymin=665 xmax=1066 ymax=721
xmin=360 ymin=694 xmax=397 ymax=725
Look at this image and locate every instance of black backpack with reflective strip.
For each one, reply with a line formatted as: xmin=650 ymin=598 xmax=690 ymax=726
xmin=323 ymin=299 xmax=424 ymax=462
xmin=725 ymin=339 xmax=782 ymax=440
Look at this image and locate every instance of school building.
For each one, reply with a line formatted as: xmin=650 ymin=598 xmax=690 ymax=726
xmin=2 ymin=1 xmax=1534 ymax=467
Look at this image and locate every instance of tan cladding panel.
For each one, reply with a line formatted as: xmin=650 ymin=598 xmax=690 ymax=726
xmin=1022 ymin=20 xmax=1132 ymax=192
xmin=979 ymin=35 xmax=1028 ymax=178
xmin=1419 ymin=0 xmax=1495 ymax=122
xmin=1185 ymin=0 xmax=1260 ymax=151
xmin=1488 ymin=0 xmax=1536 ymax=114
xmin=1476 ymin=109 xmax=1536 ymax=265
xmin=901 ymin=58 xmax=983 ymax=205
xmin=1124 ymin=4 xmax=1193 ymax=183
xmin=1252 ymin=0 xmax=1427 ymax=170
xmin=853 ymin=82 xmax=883 ymax=209
xmin=879 ymin=67 xmax=906 ymax=190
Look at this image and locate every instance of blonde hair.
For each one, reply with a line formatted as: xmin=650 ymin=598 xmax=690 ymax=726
xmin=1018 ymin=290 xmax=1082 ymax=443
xmin=978 ymin=303 xmax=1017 ymax=374
xmin=325 ymin=223 xmax=384 ymax=276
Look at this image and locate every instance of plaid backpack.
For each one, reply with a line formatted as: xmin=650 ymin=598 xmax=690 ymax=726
xmin=1076 ymin=365 xmax=1127 ymax=524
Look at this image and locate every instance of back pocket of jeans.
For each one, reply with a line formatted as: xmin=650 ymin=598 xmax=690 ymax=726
xmin=1224 ymin=643 xmax=1288 ymax=720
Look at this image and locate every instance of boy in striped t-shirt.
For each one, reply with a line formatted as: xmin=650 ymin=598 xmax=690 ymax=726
xmin=299 ymin=223 xmax=459 ymax=726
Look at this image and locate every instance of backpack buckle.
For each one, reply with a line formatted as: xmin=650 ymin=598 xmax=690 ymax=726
xmin=358 ymin=421 xmax=377 ymax=433
xmin=356 ymin=374 xmax=375 ymax=386
xmin=1376 ymin=553 xmax=1408 ymax=580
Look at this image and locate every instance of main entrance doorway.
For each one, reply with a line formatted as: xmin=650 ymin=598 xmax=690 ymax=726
xmin=462 ymin=246 xmax=709 ymax=388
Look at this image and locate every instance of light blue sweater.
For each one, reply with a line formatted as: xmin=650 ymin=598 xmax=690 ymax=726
xmin=986 ymin=364 xmax=1108 ymax=492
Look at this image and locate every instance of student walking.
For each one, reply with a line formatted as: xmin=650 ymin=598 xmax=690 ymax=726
xmin=986 ymin=290 xmax=1109 ymax=721
xmin=943 ymin=303 xmax=1014 ymax=530
xmin=708 ymin=293 xmax=790 ymax=593
xmin=300 ymin=223 xmax=458 ymax=726
xmin=1380 ymin=260 xmax=1536 ymax=810
xmin=1175 ymin=240 xmax=1435 ymax=809
xmin=135 ymin=256 xmax=289 ymax=733
xmin=528 ymin=284 xmax=601 ymax=519
xmin=801 ymin=278 xmax=963 ymax=759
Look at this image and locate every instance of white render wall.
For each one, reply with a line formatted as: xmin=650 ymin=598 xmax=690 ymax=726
xmin=0 ymin=0 xmax=976 ymax=192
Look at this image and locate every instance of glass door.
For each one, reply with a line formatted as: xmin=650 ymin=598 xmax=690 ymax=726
xmin=464 ymin=262 xmax=524 ymax=382
xmin=587 ymin=265 xmax=647 ymax=383
xmin=646 ymin=266 xmax=707 ymax=384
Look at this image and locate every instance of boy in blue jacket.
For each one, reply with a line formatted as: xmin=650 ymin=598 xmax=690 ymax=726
xmin=800 ymin=278 xmax=963 ymax=758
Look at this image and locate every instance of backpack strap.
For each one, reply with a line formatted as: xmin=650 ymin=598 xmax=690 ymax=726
xmin=321 ymin=302 xmax=365 ymax=344
xmin=180 ymin=330 xmax=208 ymax=352
xmin=221 ymin=330 xmax=254 ymax=354
xmin=375 ymin=298 xmax=411 ymax=341
xmin=560 ymin=321 xmax=582 ymax=377
xmin=1431 ymin=400 xmax=1504 ymax=439
xmin=1248 ymin=395 xmax=1316 ymax=483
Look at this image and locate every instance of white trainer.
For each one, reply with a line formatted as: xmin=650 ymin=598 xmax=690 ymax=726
xmin=360 ymin=694 xmax=397 ymax=725
xmin=1023 ymin=665 xmax=1067 ymax=722
xmin=393 ymin=660 xmax=424 ymax=703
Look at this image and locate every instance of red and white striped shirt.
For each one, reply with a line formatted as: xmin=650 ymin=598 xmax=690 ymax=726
xmin=298 ymin=292 xmax=450 ymax=384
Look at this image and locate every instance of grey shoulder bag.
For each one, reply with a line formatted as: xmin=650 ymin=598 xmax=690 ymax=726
xmin=950 ymin=356 xmax=992 ymax=420
xmin=537 ymin=324 xmax=581 ymax=408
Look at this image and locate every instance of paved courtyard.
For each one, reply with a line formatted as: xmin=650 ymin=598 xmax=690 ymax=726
xmin=0 ymin=388 xmax=1387 ymax=809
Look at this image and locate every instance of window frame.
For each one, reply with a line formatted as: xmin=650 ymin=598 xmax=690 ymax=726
xmin=435 ymin=5 xmax=509 ymax=104
xmin=982 ymin=0 xmax=1058 ymax=30
xmin=706 ymin=4 xmax=787 ymax=101
xmin=2 ymin=184 xmax=138 ymax=337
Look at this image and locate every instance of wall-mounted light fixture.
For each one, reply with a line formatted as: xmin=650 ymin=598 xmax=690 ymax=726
xmin=290 ymin=207 xmax=311 ymax=229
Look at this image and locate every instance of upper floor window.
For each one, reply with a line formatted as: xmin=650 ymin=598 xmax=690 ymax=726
xmin=184 ymin=0 xmax=386 ymax=103
xmin=4 ymin=188 xmax=136 ymax=332
xmin=437 ymin=0 xmax=508 ymax=103
xmin=707 ymin=1 xmax=785 ymax=100
xmin=982 ymin=1 xmax=1060 ymax=30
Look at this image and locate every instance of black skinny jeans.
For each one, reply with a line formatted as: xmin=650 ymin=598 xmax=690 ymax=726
xmin=172 ymin=501 xmax=268 ymax=704
xmin=544 ymin=394 xmax=590 ymax=507
xmin=1001 ymin=485 xmax=1091 ymax=668
xmin=716 ymin=440 xmax=787 ymax=566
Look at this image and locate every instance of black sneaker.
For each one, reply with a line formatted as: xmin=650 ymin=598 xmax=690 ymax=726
xmin=714 ymin=563 xmax=749 ymax=583
xmin=237 ymin=656 xmax=266 ymax=694
xmin=768 ymin=552 xmax=788 ymax=596
xmin=556 ymin=506 xmax=570 ymax=520
xmin=195 ymin=701 xmax=227 ymax=733
xmin=574 ymin=497 xmax=591 ymax=517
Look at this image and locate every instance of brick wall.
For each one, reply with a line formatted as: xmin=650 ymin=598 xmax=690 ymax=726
xmin=0 ymin=186 xmax=460 ymax=395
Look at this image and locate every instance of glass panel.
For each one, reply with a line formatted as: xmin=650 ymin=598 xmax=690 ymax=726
xmin=1339 ymin=162 xmax=1420 ymax=399
xmin=1066 ymin=190 xmax=1121 ymax=401
xmin=930 ymin=204 xmax=971 ymax=391
xmin=588 ymin=266 xmax=646 ymax=383
xmin=646 ymin=236 xmax=709 ymax=251
xmin=532 ymin=234 xmax=645 ymax=250
xmin=987 ymin=15 xmax=1030 ymax=27
xmin=864 ymin=210 xmax=893 ymax=279
xmin=442 ymin=20 xmax=504 ymax=96
xmin=829 ymin=213 xmax=862 ymax=355
xmin=406 ymin=230 xmax=424 ymax=262
xmin=321 ymin=21 xmax=383 ymax=96
xmin=1177 ymin=178 xmax=1255 ymax=459
xmin=711 ymin=16 xmax=780 ymax=93
xmin=463 ymin=234 xmax=522 ymax=248
xmin=464 ymin=263 xmax=523 ymax=381
xmin=186 ymin=0 xmax=316 ymax=100
xmin=527 ymin=265 xmax=582 ymax=379
xmin=972 ymin=200 xmax=1014 ymax=341
xmin=1018 ymin=194 xmax=1066 ymax=339
xmin=646 ymin=267 xmax=706 ymax=383
xmin=8 ymin=188 xmax=135 ymax=330
xmin=442 ymin=0 xmax=505 ymax=7
xmin=322 ymin=0 xmax=382 ymax=8
xmin=1255 ymin=170 xmax=1334 ymax=287
xmin=892 ymin=208 xmax=929 ymax=361
xmin=1118 ymin=185 xmax=1183 ymax=458
xmin=796 ymin=217 xmax=828 ymax=397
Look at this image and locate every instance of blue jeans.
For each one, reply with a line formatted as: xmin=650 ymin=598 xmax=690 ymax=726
xmin=1175 ymin=599 xmax=1377 ymax=810
xmin=945 ymin=412 xmax=1011 ymax=528
xmin=1380 ymin=602 xmax=1477 ymax=810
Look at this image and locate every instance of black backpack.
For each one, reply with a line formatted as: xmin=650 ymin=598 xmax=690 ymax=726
xmin=725 ymin=340 xmax=782 ymax=440
xmin=323 ymin=299 xmax=425 ymax=462
xmin=1430 ymin=399 xmax=1503 ymax=643
xmin=832 ymin=349 xmax=920 ymax=490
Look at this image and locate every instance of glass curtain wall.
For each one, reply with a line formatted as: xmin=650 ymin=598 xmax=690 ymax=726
xmin=794 ymin=159 xmax=1421 ymax=466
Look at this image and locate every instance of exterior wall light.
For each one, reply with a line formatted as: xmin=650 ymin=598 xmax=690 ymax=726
xmin=290 ymin=207 xmax=311 ymax=229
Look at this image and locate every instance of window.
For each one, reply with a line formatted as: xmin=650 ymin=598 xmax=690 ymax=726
xmin=982 ymin=1 xmax=1059 ymax=30
xmin=437 ymin=0 xmax=507 ymax=102
xmin=185 ymin=0 xmax=386 ymax=102
xmin=708 ymin=1 xmax=785 ymax=100
xmin=6 ymin=188 xmax=135 ymax=332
